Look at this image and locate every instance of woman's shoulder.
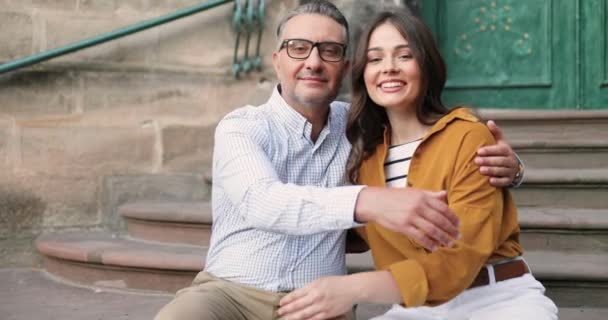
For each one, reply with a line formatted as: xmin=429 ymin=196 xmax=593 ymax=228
xmin=438 ymin=107 xmax=495 ymax=143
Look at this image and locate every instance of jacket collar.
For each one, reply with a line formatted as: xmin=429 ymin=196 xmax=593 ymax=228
xmin=382 ymin=107 xmax=479 ymax=146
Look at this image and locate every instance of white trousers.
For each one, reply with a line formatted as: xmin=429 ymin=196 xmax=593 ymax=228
xmin=371 ymin=273 xmax=558 ymax=320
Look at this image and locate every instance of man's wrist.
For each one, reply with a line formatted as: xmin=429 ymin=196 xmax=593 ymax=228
xmin=353 ymin=186 xmax=374 ymax=223
xmin=509 ymin=155 xmax=525 ymax=188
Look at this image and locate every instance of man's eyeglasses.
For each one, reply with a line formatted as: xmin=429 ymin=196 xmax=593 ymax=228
xmin=279 ymin=39 xmax=347 ymax=62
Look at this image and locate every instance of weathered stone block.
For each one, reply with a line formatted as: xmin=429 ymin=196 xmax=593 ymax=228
xmin=156 ymin=5 xmax=234 ymax=67
xmin=100 ymin=174 xmax=209 ymax=230
xmin=81 ymin=71 xmax=274 ymax=121
xmin=44 ymin=14 xmax=159 ymax=64
xmin=142 ymin=0 xmax=204 ymax=11
xmin=0 ymin=1 xmax=29 ymax=9
xmin=33 ymin=0 xmax=78 ymax=10
xmin=0 ymin=237 xmax=39 ymax=267
xmin=18 ymin=122 xmax=156 ymax=177
xmin=161 ymin=124 xmax=216 ymax=173
xmin=37 ymin=177 xmax=99 ymax=227
xmin=200 ymin=75 xmax=275 ymax=116
xmin=78 ymin=0 xmax=197 ymax=12
xmin=0 ymin=184 xmax=46 ymax=237
xmin=2 ymin=175 xmax=99 ymax=228
xmin=156 ymin=0 xmax=296 ymax=68
xmin=77 ymin=0 xmax=119 ymax=12
xmin=0 ymin=11 xmax=33 ymax=60
xmin=82 ymin=72 xmax=197 ymax=113
xmin=0 ymin=71 xmax=77 ymax=117
xmin=0 ymin=0 xmax=76 ymax=11
xmin=0 ymin=118 xmax=12 ymax=171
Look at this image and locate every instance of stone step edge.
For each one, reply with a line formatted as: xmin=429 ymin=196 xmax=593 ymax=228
xmin=558 ymin=308 xmax=608 ymax=320
xmin=477 ymin=109 xmax=608 ymax=121
xmin=347 ymin=250 xmax=608 ymax=282
xmin=512 ymin=140 xmax=608 ymax=149
xmin=518 ymin=208 xmax=608 ymax=230
xmin=118 ymin=201 xmax=212 ymax=224
xmin=523 ymin=169 xmax=608 ymax=184
xmin=36 ymin=232 xmax=608 ymax=281
xmin=40 ymin=268 xmax=175 ymax=297
xmin=35 ymin=232 xmax=205 ymax=272
xmin=121 ymin=203 xmax=608 ymax=231
xmin=198 ymin=169 xmax=608 ymax=186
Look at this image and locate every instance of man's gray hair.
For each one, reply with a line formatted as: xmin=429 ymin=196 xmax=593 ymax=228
xmin=276 ymin=0 xmax=350 ymax=44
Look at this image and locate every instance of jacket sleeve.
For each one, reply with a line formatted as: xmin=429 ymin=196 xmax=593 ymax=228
xmin=388 ymin=123 xmax=505 ymax=307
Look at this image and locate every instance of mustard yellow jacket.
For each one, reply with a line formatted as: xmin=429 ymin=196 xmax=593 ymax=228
xmin=357 ymin=107 xmax=523 ymax=307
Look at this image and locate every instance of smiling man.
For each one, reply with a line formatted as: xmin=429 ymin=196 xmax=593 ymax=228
xmin=154 ymin=1 xmax=522 ymax=320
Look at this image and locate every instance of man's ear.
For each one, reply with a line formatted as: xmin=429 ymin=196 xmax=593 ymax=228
xmin=342 ymin=58 xmax=351 ymax=75
xmin=272 ymin=51 xmax=280 ymax=76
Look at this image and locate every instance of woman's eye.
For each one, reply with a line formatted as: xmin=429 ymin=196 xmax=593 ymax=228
xmin=367 ymin=57 xmax=381 ymax=63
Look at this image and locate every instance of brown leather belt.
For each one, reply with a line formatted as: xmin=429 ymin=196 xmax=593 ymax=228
xmin=469 ymin=259 xmax=529 ymax=289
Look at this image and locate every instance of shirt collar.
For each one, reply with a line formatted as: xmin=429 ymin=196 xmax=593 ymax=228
xmin=268 ymin=84 xmax=334 ymax=141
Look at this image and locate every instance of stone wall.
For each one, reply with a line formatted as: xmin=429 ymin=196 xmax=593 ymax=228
xmin=0 ymin=0 xmax=413 ymax=267
xmin=0 ymin=0 xmax=299 ymax=267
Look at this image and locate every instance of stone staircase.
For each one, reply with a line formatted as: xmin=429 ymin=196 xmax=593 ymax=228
xmin=35 ymin=110 xmax=608 ymax=318
xmin=486 ymin=109 xmax=608 ymax=311
xmin=36 ymin=201 xmax=209 ymax=293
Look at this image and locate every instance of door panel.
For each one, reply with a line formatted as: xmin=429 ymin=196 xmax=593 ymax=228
xmin=423 ymin=0 xmax=578 ymax=109
xmin=442 ymin=0 xmax=551 ymax=88
xmin=582 ymin=0 xmax=608 ymax=108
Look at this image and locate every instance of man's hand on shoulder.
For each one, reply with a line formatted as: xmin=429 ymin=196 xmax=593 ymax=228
xmin=475 ymin=120 xmax=523 ymax=187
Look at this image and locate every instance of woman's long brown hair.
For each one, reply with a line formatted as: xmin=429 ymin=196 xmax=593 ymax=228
xmin=345 ymin=10 xmax=449 ymax=184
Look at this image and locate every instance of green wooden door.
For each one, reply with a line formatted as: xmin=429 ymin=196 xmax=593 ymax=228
xmin=423 ymin=0 xmax=606 ymax=109
xmin=582 ymin=0 xmax=608 ymax=108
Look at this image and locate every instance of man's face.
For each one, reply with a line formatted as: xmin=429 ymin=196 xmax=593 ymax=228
xmin=272 ymin=14 xmax=349 ymax=110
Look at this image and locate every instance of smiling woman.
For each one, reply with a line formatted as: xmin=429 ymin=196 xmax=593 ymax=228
xmin=277 ymin=9 xmax=558 ymax=320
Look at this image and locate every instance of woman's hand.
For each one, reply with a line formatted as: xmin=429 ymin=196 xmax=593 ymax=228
xmin=277 ymin=276 xmax=357 ymax=320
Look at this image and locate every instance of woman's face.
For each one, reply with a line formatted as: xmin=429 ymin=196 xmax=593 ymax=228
xmin=363 ymin=22 xmax=422 ymax=112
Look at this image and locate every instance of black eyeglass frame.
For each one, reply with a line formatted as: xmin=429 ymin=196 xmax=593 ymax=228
xmin=279 ymin=38 xmax=348 ymax=62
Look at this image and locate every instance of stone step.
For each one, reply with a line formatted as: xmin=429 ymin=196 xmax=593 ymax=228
xmin=37 ymin=232 xmax=608 ymax=306
xmin=356 ymin=304 xmax=608 ymax=320
xmin=347 ymin=250 xmax=608 ymax=308
xmin=350 ymin=250 xmax=608 ymax=284
xmin=527 ymin=251 xmax=608 ymax=308
xmin=478 ymin=109 xmax=608 ymax=142
xmin=558 ymin=308 xmax=608 ymax=320
xmin=518 ymin=207 xmax=608 ymax=252
xmin=123 ymin=202 xmax=607 ymax=252
xmin=35 ymin=232 xmax=204 ymax=293
xmin=512 ymin=169 xmax=608 ymax=208
xmin=512 ymin=141 xmax=608 ymax=170
xmin=519 ymin=207 xmax=608 ymax=230
xmin=479 ymin=109 xmax=608 ymax=169
xmin=118 ymin=201 xmax=212 ymax=246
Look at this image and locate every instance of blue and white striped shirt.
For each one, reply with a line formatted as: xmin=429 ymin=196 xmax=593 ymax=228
xmin=204 ymin=86 xmax=364 ymax=292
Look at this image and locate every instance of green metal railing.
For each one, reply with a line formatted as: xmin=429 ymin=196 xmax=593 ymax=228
xmin=232 ymin=0 xmax=265 ymax=78
xmin=0 ymin=0 xmax=265 ymax=78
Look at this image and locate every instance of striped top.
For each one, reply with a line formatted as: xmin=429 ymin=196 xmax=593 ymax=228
xmin=384 ymin=139 xmax=422 ymax=187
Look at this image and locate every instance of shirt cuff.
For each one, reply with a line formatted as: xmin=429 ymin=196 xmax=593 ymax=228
xmin=327 ymin=185 xmax=366 ymax=229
